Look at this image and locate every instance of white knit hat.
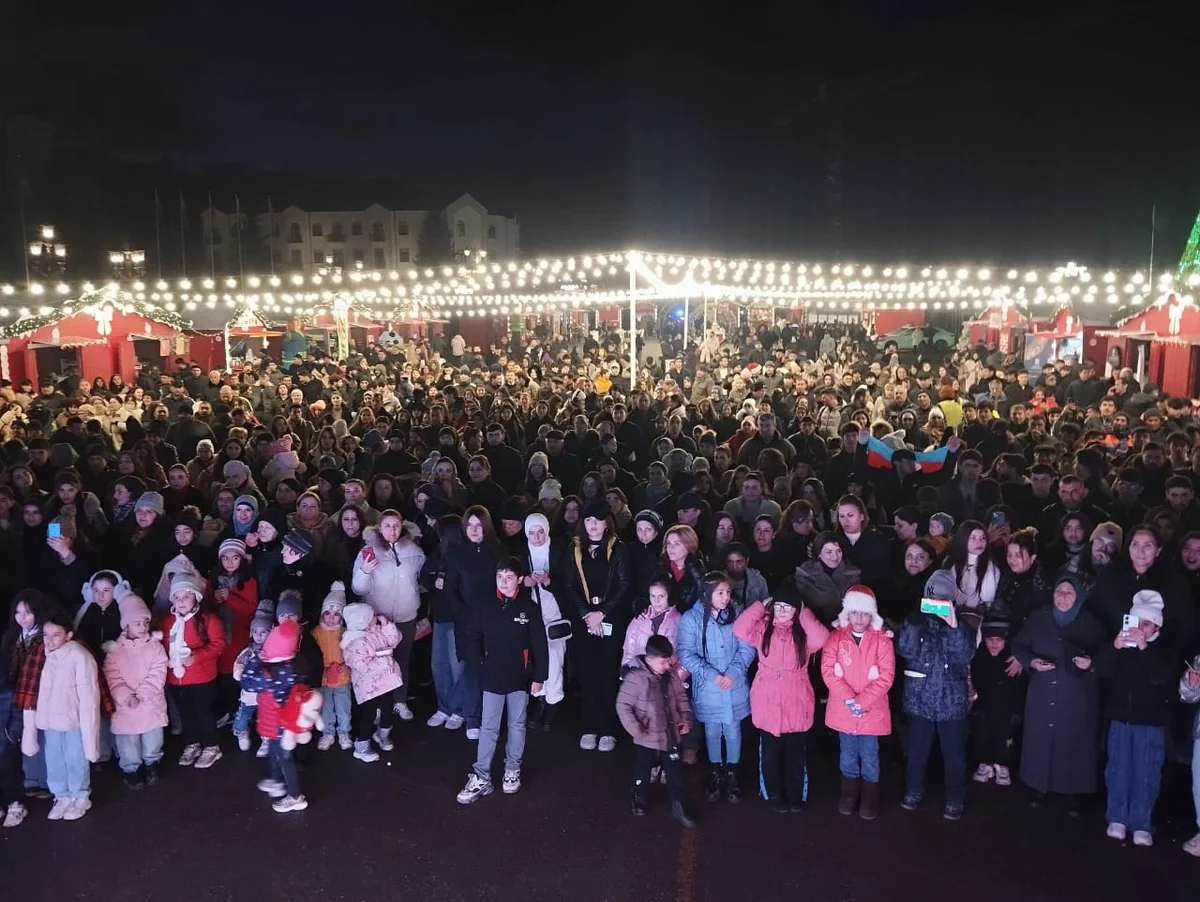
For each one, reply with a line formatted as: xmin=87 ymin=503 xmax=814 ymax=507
xmin=322 ymin=581 xmax=348 ymax=616
xmin=836 ymin=584 xmax=883 ymax=631
xmin=1129 ymin=589 xmax=1165 ymax=629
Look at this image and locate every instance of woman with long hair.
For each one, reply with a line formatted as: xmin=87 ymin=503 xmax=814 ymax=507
xmin=942 ymin=519 xmax=1001 ymax=627
xmin=422 ymin=514 xmax=466 ymax=730
xmin=994 ymin=528 xmax=1052 ymax=630
xmin=795 ymin=531 xmax=864 ymax=626
xmin=658 ymin=524 xmax=706 ymax=613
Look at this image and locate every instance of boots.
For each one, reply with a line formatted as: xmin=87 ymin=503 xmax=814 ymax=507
xmin=725 ymin=767 xmax=743 ymax=804
xmin=631 ymin=790 xmax=647 ymax=816
xmin=671 ymin=801 xmax=696 ymax=829
xmin=540 ymin=702 xmax=558 ymax=732
xmin=859 ymin=780 xmax=880 ymax=820
xmin=705 ymin=765 xmax=724 ymax=802
xmin=837 ymin=776 xmax=861 ymax=816
xmin=527 ymin=697 xmax=545 ymax=731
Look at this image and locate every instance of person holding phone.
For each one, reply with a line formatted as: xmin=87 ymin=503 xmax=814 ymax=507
xmin=1179 ymin=652 xmax=1200 ymax=857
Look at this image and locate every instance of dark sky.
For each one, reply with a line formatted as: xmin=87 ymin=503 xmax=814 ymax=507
xmin=4 ymin=0 xmax=1198 ymax=264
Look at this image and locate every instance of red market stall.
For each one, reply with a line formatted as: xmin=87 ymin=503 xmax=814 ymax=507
xmin=1026 ymin=306 xmax=1116 ymax=373
xmin=0 ymin=296 xmax=188 ymax=387
xmin=1098 ymin=294 xmax=1200 ymax=397
xmin=965 ymin=303 xmax=1029 ymax=352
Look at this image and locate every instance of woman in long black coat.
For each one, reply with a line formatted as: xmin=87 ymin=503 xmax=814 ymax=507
xmin=1012 ymin=573 xmax=1106 ymax=809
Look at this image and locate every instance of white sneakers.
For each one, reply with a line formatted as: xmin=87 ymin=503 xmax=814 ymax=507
xmin=597 ymin=736 xmax=617 ymax=753
xmin=502 ymin=769 xmax=522 ymax=794
xmin=1132 ymin=831 xmax=1153 ymax=848
xmin=47 ymin=798 xmax=72 ymax=820
xmin=1106 ymin=823 xmax=1127 ymax=841
xmin=972 ymin=763 xmax=995 ymax=783
xmin=273 ymin=795 xmax=308 ymax=813
xmin=257 ymin=779 xmax=287 ymax=798
xmin=373 ymin=728 xmax=395 ymax=752
xmin=1183 ymin=832 xmax=1200 ymax=857
xmin=579 ymin=734 xmax=598 ymax=751
xmin=457 ymin=773 xmax=494 ymax=804
xmin=354 ymin=740 xmax=380 ymax=762
xmin=393 ymin=702 xmax=415 ymax=721
xmin=1107 ymin=823 xmax=1153 ymax=847
xmin=178 ymin=744 xmax=201 ymax=766
xmin=427 ymin=711 xmax=449 ymax=728
xmin=236 ymin=732 xmax=251 ymax=752
xmin=444 ymin=714 xmax=465 ymax=730
xmin=317 ymin=734 xmax=336 ymax=751
xmin=3 ymin=802 xmax=27 ymax=828
xmin=61 ymin=798 xmax=91 ymax=821
xmin=256 ymin=741 xmax=270 ymax=758
xmin=993 ymin=765 xmax=1011 ymax=786
xmin=194 ymin=747 xmax=222 ymax=769
xmin=338 ymin=733 xmax=353 ymax=750
xmin=466 ymin=727 xmax=480 ymax=740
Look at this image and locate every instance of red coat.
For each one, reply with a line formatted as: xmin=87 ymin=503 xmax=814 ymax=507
xmin=216 ymin=578 xmax=259 ymax=675
xmin=161 ymin=612 xmax=225 ymax=686
xmin=733 ymin=602 xmax=829 ymax=737
xmin=821 ymin=626 xmax=895 ymax=736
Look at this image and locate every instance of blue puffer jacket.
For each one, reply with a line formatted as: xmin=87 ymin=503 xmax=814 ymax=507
xmin=897 ymin=613 xmax=976 ymax=722
xmin=677 ymin=604 xmax=756 ymax=724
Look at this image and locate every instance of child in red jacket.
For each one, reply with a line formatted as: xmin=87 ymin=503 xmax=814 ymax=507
xmin=162 ymin=574 xmax=225 ymax=769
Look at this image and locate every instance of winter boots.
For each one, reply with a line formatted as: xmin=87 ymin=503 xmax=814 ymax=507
xmin=858 ymin=780 xmax=880 ymax=820
xmin=838 ymin=776 xmax=861 ymax=816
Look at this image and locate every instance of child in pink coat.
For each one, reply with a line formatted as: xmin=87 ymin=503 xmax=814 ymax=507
xmin=733 ymin=581 xmax=829 ymax=813
xmin=821 ymin=585 xmax=895 ymax=820
xmin=341 ymin=602 xmax=402 ymax=763
xmin=102 ymin=593 xmax=169 ymax=790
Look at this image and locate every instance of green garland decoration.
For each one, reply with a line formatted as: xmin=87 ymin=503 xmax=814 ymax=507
xmin=0 ymin=288 xmax=192 ymax=340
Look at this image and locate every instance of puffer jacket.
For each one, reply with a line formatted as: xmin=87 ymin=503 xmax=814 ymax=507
xmin=621 ymin=606 xmax=683 ymax=669
xmin=215 ymin=577 xmax=259 ymax=675
xmin=351 ymin=527 xmax=426 ymax=624
xmin=734 ymin=601 xmax=829 ymax=736
xmin=677 ymin=604 xmax=755 ymax=724
xmin=342 ymin=618 xmax=403 ymax=704
xmin=35 ymin=640 xmax=101 ymax=761
xmin=616 ymin=656 xmax=693 ymax=751
xmin=897 ymin=613 xmax=975 ymax=722
xmin=794 ymin=560 xmax=863 ymax=625
xmin=822 ymin=626 xmax=895 ymax=736
xmin=102 ymin=632 xmax=169 ymax=735
xmin=160 ymin=611 xmax=226 ymax=686
xmin=1180 ymin=655 xmax=1200 ymax=740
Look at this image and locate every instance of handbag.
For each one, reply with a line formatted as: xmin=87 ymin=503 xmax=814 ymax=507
xmin=413 ymin=618 xmax=432 ymax=641
xmin=546 ymin=619 xmax=573 ymax=642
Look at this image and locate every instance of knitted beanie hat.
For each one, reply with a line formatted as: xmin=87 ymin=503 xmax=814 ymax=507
xmin=321 ymin=581 xmax=348 ymax=616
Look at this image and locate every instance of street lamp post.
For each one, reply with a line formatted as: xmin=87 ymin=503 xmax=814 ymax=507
xmin=109 ymin=247 xmax=146 ymax=279
xmin=28 ymin=224 xmax=67 ymax=280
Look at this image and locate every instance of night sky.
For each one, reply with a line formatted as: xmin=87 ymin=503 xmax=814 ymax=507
xmin=3 ymin=0 xmax=1198 ymax=265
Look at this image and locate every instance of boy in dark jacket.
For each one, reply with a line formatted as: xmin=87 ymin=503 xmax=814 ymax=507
xmin=455 ymin=557 xmax=549 ymax=805
xmin=969 ymin=619 xmax=1025 ymax=787
xmin=616 ymin=634 xmax=695 ymax=828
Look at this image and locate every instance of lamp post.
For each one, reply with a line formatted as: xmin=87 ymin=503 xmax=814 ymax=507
xmin=28 ymin=224 xmax=67 ymax=279
xmin=108 ymin=247 xmax=146 ymax=279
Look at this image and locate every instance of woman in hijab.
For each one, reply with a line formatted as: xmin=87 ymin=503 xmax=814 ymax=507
xmin=523 ymin=513 xmax=568 ymax=730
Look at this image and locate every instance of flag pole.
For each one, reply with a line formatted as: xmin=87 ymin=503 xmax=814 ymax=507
xmin=154 ymin=189 xmax=163 ymax=279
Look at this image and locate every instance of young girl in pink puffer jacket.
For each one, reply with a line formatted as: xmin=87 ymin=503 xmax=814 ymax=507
xmin=341 ymin=603 xmax=402 ymax=764
xmin=102 ymin=593 xmax=168 ymax=790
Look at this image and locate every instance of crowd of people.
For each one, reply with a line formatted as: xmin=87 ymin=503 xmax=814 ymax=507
xmin=0 ymin=316 xmax=1198 ymax=852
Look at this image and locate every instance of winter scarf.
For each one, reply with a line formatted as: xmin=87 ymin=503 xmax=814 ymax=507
xmin=168 ymin=610 xmax=195 ymax=679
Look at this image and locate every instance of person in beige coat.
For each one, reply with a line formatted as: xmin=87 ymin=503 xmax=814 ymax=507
xmin=26 ymin=612 xmax=101 ymax=821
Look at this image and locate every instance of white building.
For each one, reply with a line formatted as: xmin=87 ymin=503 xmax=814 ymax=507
xmin=201 ymin=193 xmax=519 ymax=274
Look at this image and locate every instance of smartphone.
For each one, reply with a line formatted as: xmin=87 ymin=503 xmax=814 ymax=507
xmin=991 ymin=511 xmax=1006 ymax=525
xmin=362 ymin=546 xmax=376 ymax=565
xmin=1121 ymin=614 xmax=1139 ymax=632
xmin=47 ymin=522 xmax=62 ymax=539
xmin=601 ymin=622 xmax=613 ymax=637
xmin=920 ymin=598 xmax=953 ymax=618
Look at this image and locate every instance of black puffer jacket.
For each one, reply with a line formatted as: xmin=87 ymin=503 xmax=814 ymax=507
xmin=660 ymin=552 xmax=707 ymax=614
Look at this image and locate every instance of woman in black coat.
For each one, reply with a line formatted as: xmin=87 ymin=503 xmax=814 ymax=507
xmin=1012 ymin=573 xmax=1106 ymax=810
xmin=833 ymin=494 xmax=891 ymax=598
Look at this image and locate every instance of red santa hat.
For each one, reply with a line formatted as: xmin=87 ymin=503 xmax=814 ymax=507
xmin=836 ymin=585 xmax=883 ymax=631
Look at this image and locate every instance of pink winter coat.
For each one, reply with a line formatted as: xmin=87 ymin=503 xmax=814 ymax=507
xmin=35 ymin=640 xmax=102 ymax=762
xmin=821 ymin=626 xmax=895 ymax=736
xmin=733 ymin=602 xmax=829 ymax=737
xmin=621 ymin=607 xmax=683 ymax=669
xmin=342 ymin=620 xmax=403 ymax=704
xmin=103 ymin=632 xmax=169 ymax=736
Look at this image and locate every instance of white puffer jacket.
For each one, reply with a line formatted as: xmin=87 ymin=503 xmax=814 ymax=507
xmin=351 ymin=525 xmax=426 ymax=624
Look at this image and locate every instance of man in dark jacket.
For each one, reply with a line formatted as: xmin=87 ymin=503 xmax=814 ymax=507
xmin=455 ymin=557 xmax=548 ymax=804
xmin=165 ymin=403 xmax=216 ymax=464
xmin=482 ymin=423 xmax=525 ymax=494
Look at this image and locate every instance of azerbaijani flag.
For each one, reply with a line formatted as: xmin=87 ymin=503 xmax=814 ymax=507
xmin=866 ymin=437 xmax=952 ymax=474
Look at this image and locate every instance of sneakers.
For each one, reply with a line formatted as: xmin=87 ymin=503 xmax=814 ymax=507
xmin=502 ymin=769 xmax=522 ymax=794
xmin=725 ymin=769 xmax=743 ymax=804
xmin=1106 ymin=822 xmax=1128 ymax=841
xmin=579 ymin=733 xmax=598 ymax=751
xmin=194 ymin=746 xmax=223 ymax=769
xmin=373 ymin=727 xmax=394 ymax=752
xmin=3 ymin=802 xmax=27 ymax=828
xmin=256 ymin=741 xmax=270 ymax=759
xmin=1132 ymin=830 xmax=1153 ymax=847
xmin=900 ymin=793 xmax=922 ymax=811
xmin=122 ymin=768 xmax=145 ymax=790
xmin=972 ymin=763 xmax=995 ymax=783
xmin=24 ymin=787 xmax=52 ymax=800
xmin=257 ymin=779 xmax=287 ymax=798
xmin=466 ymin=727 xmax=480 ymax=740
xmin=993 ymin=765 xmax=1012 ymax=786
xmin=47 ymin=798 xmax=72 ymax=820
xmin=444 ymin=714 xmax=465 ymax=731
xmin=317 ymin=734 xmax=336 ymax=752
xmin=178 ymin=743 xmax=201 ymax=766
xmin=671 ymin=802 xmax=696 ymax=829
xmin=236 ymin=732 xmax=251 ymax=752
xmin=393 ymin=702 xmax=415 ymax=721
xmin=427 ymin=711 xmax=449 ymax=728
xmin=632 ymin=794 xmax=647 ymax=816
xmin=62 ymin=798 xmax=91 ymax=821
xmin=215 ymin=713 xmax=233 ymax=729
xmin=338 ymin=733 xmax=353 ymax=750
xmin=145 ymin=764 xmax=160 ymax=786
xmin=272 ymin=795 xmax=308 ymax=813
xmin=353 ymin=740 xmax=380 ymax=762
xmin=597 ymin=735 xmax=617 ymax=753
xmin=456 ymin=773 xmax=494 ymax=805
xmin=1182 ymin=832 xmax=1200 ymax=857
xmin=943 ymin=804 xmax=964 ymax=821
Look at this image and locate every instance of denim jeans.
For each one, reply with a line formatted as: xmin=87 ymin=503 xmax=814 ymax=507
xmin=114 ymin=728 xmax=165 ymax=773
xmin=98 ymin=715 xmax=113 ymax=763
xmin=431 ymin=622 xmax=465 ymax=716
xmin=703 ymin=720 xmax=743 ymax=765
xmin=44 ymin=729 xmax=90 ymax=801
xmin=321 ymin=685 xmax=352 ymax=736
xmin=1191 ymin=738 xmax=1200 ymax=832
xmin=268 ymin=739 xmax=302 ymax=798
xmin=906 ymin=716 xmax=967 ymax=807
xmin=839 ymin=732 xmax=881 ymax=782
xmin=1105 ymin=720 xmax=1165 ymax=833
xmin=233 ymin=701 xmax=257 ymax=735
xmin=473 ymin=690 xmax=528 ymax=780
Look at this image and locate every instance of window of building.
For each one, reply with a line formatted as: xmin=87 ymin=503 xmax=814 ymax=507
xmin=351 ymin=221 xmax=363 ymax=237
xmin=487 ymin=225 xmax=496 ymax=240
xmin=456 ymin=219 xmax=466 ymax=238
xmin=353 ymin=249 xmax=365 ymax=264
xmin=397 ymin=220 xmax=409 ymax=236
xmin=288 ymin=223 xmax=302 ymax=243
xmin=271 ymin=222 xmax=280 ymax=238
xmin=210 ymin=228 xmax=222 ymax=246
xmin=291 ymin=250 xmax=302 ymax=267
xmin=398 ymin=249 xmax=410 ymax=263
xmin=371 ymin=222 xmax=385 ymax=241
xmin=312 ymin=222 xmax=323 ymax=237
xmin=332 ymin=250 xmax=345 ymax=267
xmin=330 ymin=223 xmax=345 ymax=242
xmin=373 ymin=248 xmax=386 ymax=268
